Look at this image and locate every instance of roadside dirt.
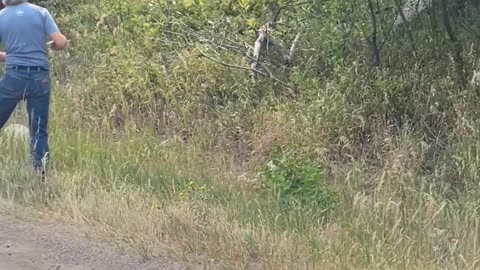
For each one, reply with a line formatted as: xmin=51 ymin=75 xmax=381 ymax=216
xmin=0 ymin=209 xmax=197 ymax=270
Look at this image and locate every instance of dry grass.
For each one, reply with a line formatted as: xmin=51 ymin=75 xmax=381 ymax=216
xmin=2 ymin=118 xmax=480 ymax=270
xmin=1 ymin=3 xmax=480 ymax=268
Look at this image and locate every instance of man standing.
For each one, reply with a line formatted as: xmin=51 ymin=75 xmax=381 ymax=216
xmin=0 ymin=0 xmax=67 ymax=179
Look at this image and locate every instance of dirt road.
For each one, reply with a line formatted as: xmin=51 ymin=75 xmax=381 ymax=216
xmin=0 ymin=211 xmax=194 ymax=270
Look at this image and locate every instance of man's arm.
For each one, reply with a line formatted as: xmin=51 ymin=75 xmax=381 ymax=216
xmin=0 ymin=52 xmax=5 ymax=63
xmin=45 ymin=9 xmax=67 ymax=51
xmin=49 ymin=32 xmax=68 ymax=50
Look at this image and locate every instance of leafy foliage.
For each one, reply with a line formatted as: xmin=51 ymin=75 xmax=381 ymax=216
xmin=33 ymin=0 xmax=480 ymax=200
xmin=259 ymin=149 xmax=337 ymax=211
xmin=9 ymin=0 xmax=480 ymax=269
xmin=41 ymin=0 xmax=480 ymax=192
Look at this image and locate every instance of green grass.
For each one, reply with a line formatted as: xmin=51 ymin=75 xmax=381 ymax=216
xmin=2 ymin=1 xmax=480 ymax=269
xmin=3 ymin=107 xmax=480 ymax=269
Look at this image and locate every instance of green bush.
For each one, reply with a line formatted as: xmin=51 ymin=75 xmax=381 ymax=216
xmin=259 ymin=149 xmax=337 ymax=211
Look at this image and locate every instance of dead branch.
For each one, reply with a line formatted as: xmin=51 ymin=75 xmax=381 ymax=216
xmin=287 ymin=33 xmax=301 ymax=65
xmin=196 ymin=47 xmax=293 ymax=91
xmin=395 ymin=0 xmax=416 ymax=52
xmin=440 ymin=0 xmax=466 ymax=87
xmin=250 ymin=23 xmax=272 ymax=80
xmin=251 ymin=1 xmax=312 ymax=81
xmin=271 ymin=0 xmax=313 ymax=23
xmin=367 ymin=0 xmax=381 ymax=66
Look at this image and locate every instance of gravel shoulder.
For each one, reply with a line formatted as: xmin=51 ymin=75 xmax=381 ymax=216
xmin=0 ymin=207 xmax=195 ymax=270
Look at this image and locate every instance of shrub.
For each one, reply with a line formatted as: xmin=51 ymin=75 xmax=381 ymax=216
xmin=258 ymin=149 xmax=337 ymax=211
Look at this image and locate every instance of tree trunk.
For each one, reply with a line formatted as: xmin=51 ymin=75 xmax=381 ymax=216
xmin=367 ymin=0 xmax=381 ymax=66
xmin=440 ymin=0 xmax=466 ymax=86
xmin=395 ymin=0 xmax=417 ymax=52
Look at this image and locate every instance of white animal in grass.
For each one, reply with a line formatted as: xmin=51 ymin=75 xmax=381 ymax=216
xmin=2 ymin=124 xmax=29 ymax=143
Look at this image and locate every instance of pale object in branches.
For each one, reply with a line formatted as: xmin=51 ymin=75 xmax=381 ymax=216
xmin=250 ymin=0 xmax=308 ymax=81
xmin=250 ymin=23 xmax=271 ymax=80
xmin=394 ymin=0 xmax=431 ymax=26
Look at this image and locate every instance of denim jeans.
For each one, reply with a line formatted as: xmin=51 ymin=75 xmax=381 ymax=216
xmin=0 ymin=68 xmax=51 ymax=168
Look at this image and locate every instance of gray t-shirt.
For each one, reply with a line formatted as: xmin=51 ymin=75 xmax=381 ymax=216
xmin=0 ymin=3 xmax=60 ymax=69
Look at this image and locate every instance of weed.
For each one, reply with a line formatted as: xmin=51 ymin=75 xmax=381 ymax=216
xmin=259 ymin=149 xmax=337 ymax=212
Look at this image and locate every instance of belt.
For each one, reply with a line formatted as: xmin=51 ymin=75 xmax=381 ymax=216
xmin=8 ymin=66 xmax=48 ymax=71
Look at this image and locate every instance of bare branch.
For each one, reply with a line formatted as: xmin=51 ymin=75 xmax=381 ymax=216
xmin=379 ymin=9 xmax=401 ymax=52
xmin=395 ymin=0 xmax=416 ymax=52
xmin=288 ymin=33 xmax=302 ymax=65
xmin=250 ymin=23 xmax=271 ymax=80
xmin=198 ymin=50 xmax=265 ymax=74
xmin=250 ymin=0 xmax=313 ymax=80
xmin=440 ymin=0 xmax=465 ymax=86
xmin=367 ymin=0 xmax=381 ymax=66
xmin=272 ymin=1 xmax=314 ymax=23
xmin=196 ymin=47 xmax=293 ymax=90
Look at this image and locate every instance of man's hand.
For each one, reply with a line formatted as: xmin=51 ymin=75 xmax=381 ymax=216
xmin=0 ymin=52 xmax=6 ymax=63
xmin=48 ymin=32 xmax=68 ymax=51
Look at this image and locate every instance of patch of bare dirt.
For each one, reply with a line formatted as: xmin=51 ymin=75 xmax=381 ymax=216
xmin=0 ymin=209 xmax=197 ymax=270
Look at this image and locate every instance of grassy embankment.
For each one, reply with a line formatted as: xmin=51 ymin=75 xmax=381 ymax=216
xmin=2 ymin=1 xmax=480 ymax=269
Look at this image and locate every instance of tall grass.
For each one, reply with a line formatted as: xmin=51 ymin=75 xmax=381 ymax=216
xmin=2 ymin=0 xmax=480 ymax=269
xmin=3 ymin=83 xmax=480 ymax=269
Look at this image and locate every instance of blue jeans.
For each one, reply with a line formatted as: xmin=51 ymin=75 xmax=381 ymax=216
xmin=0 ymin=68 xmax=51 ymax=168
